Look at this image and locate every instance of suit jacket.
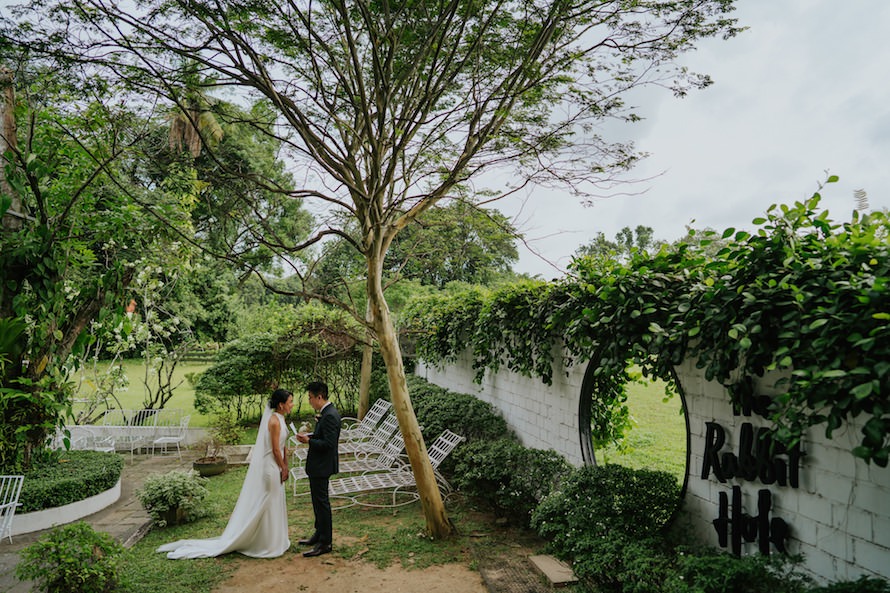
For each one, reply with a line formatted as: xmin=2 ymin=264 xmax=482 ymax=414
xmin=305 ymin=402 xmax=341 ymax=478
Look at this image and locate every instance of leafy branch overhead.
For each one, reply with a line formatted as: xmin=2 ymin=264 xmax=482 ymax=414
xmin=403 ymin=183 xmax=890 ymax=466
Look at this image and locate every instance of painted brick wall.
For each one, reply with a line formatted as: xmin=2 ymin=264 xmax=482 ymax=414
xmin=415 ymin=351 xmax=890 ymax=583
xmin=678 ymin=358 xmax=890 ymax=583
xmin=415 ymin=347 xmax=587 ymax=467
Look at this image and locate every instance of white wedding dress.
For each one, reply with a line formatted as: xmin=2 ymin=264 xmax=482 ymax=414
xmin=157 ymin=408 xmax=291 ymax=559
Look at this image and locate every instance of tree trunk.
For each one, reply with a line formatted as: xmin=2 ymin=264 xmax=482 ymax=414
xmin=358 ymin=301 xmax=373 ymax=419
xmin=358 ymin=341 xmax=372 ymax=419
xmin=366 ymin=260 xmax=454 ymax=538
xmin=0 ymin=67 xmax=21 ymax=232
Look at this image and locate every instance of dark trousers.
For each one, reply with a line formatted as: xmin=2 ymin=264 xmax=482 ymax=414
xmin=308 ymin=476 xmax=332 ymax=544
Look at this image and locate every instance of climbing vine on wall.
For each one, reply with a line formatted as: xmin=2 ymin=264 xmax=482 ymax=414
xmin=401 ymin=181 xmax=890 ymax=465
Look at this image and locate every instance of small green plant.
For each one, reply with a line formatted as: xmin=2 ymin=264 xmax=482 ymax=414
xmin=210 ymin=410 xmax=244 ymax=446
xmin=136 ymin=469 xmax=210 ymax=527
xmin=16 ymin=521 xmax=126 ymax=593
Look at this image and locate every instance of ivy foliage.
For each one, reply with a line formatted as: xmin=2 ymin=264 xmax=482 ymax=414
xmin=402 ymin=184 xmax=890 ymax=465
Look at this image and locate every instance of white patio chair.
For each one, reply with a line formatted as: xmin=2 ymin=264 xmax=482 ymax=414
xmin=151 ymin=415 xmax=191 ymax=459
xmin=71 ymin=426 xmax=116 ymax=453
xmin=114 ymin=409 xmax=161 ymax=457
xmin=324 ymin=429 xmax=465 ymax=508
xmin=1 ymin=475 xmax=24 ymax=543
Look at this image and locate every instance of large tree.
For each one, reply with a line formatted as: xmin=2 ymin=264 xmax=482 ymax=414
xmin=5 ymin=0 xmax=741 ymax=536
xmin=0 ymin=65 xmax=196 ymax=467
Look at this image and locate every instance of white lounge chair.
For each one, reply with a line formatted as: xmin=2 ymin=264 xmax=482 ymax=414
xmin=340 ymin=399 xmax=392 ymax=443
xmin=1 ymin=475 xmax=24 ymax=543
xmin=325 ymin=429 xmax=465 ymax=508
xmin=291 ymin=412 xmax=401 ymax=464
xmin=290 ymin=428 xmax=409 ymax=494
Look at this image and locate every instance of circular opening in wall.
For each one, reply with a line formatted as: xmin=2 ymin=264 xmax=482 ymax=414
xmin=578 ymin=362 xmax=691 ymax=506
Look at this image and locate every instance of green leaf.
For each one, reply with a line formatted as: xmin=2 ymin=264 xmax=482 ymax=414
xmin=808 ymin=318 xmax=829 ymax=330
xmin=850 ymin=383 xmax=873 ymax=400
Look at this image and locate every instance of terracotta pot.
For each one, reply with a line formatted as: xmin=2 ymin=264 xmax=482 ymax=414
xmin=193 ymin=456 xmax=228 ymax=477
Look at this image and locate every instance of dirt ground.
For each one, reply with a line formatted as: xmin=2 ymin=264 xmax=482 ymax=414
xmin=215 ymin=555 xmax=488 ymax=593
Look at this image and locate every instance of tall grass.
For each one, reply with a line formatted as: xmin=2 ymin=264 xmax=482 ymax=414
xmin=72 ymin=359 xmax=214 ymax=427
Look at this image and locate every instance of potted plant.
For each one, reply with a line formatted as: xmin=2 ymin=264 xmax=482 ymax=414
xmin=192 ymin=411 xmax=243 ymax=476
xmin=136 ymin=469 xmax=210 ymax=527
xmin=192 ymin=437 xmax=229 ymax=477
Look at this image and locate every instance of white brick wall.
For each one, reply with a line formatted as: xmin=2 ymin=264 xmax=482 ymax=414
xmin=415 ymin=350 xmax=890 ymax=584
xmin=415 ymin=347 xmax=587 ymax=467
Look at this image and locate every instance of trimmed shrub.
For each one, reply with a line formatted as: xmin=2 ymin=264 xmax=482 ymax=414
xmin=20 ymin=451 xmax=124 ymax=512
xmin=570 ymin=532 xmax=673 ymax=593
xmin=407 ymin=374 xmax=513 ymax=444
xmin=16 ymin=521 xmax=126 ymax=593
xmin=662 ymin=548 xmax=811 ymax=593
xmin=452 ymin=438 xmax=570 ymax=526
xmin=531 ymin=464 xmax=680 ymax=558
xmin=810 ymin=577 xmax=890 ymax=593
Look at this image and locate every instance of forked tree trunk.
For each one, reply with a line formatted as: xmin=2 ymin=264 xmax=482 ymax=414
xmin=366 ymin=260 xmax=454 ymax=538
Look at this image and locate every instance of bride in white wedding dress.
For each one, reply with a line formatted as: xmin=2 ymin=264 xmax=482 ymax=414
xmin=158 ymin=389 xmax=294 ymax=559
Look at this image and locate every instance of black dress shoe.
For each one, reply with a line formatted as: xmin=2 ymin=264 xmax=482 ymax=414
xmin=298 ymin=536 xmax=319 ymax=546
xmin=302 ymin=543 xmax=332 ymax=557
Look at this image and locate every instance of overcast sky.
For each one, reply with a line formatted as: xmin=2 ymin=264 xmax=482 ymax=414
xmin=499 ymin=1 xmax=890 ymax=278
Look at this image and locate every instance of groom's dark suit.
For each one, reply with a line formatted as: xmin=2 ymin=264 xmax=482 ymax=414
xmin=305 ymin=401 xmax=340 ymax=547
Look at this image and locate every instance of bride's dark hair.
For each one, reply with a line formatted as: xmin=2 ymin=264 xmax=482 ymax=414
xmin=270 ymin=388 xmax=293 ymax=409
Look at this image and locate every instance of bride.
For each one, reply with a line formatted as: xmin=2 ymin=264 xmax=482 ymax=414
xmin=158 ymin=388 xmax=294 ymax=559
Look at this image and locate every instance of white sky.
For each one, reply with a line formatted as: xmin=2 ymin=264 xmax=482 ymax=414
xmin=498 ymin=1 xmax=890 ymax=278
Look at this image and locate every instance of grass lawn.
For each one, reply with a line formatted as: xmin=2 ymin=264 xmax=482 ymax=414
xmin=598 ymin=376 xmax=688 ymax=482
xmin=73 ymin=359 xmax=215 ymax=427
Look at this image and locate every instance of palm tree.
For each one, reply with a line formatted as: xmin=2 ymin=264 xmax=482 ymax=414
xmin=167 ymin=61 xmax=223 ymax=157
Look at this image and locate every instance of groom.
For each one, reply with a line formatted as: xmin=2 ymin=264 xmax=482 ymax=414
xmin=296 ymin=381 xmax=340 ymax=557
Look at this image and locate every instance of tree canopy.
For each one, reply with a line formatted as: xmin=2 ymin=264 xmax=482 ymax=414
xmin=2 ymin=0 xmax=741 ymax=534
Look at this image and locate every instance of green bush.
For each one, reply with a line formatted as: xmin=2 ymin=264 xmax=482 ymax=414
xmin=136 ymin=470 xmax=210 ymax=527
xmin=452 ymin=438 xmax=570 ymax=526
xmin=19 ymin=451 xmax=124 ymax=512
xmin=407 ymin=374 xmax=513 ymax=444
xmin=16 ymin=521 xmax=126 ymax=593
xmin=570 ymin=533 xmax=673 ymax=593
xmin=531 ymin=464 xmax=680 ymax=559
xmin=662 ymin=548 xmax=811 ymax=593
xmin=810 ymin=577 xmax=890 ymax=593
